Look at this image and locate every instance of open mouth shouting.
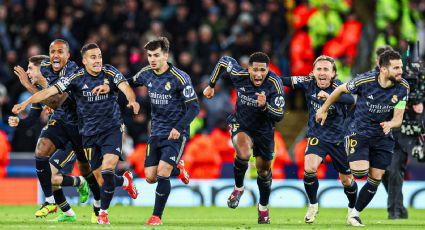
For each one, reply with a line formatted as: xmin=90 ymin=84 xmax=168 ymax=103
xmin=52 ymin=59 xmax=61 ymax=70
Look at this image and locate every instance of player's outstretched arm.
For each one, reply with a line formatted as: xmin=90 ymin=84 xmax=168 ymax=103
xmin=8 ymin=105 xmax=43 ymax=128
xmin=12 ymin=87 xmax=59 ymax=114
xmin=316 ymin=83 xmax=349 ymax=125
xmin=14 ymin=65 xmax=65 ymax=109
xmin=118 ymin=82 xmax=140 ymax=114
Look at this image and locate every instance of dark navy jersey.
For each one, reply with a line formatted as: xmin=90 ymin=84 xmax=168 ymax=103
xmin=54 ymin=64 xmax=126 ymax=136
xmin=209 ymin=56 xmax=285 ymax=133
xmin=346 ymin=71 xmax=410 ymax=137
xmin=132 ymin=63 xmax=199 ymax=136
xmin=40 ymin=60 xmax=79 ymax=125
xmin=284 ymin=76 xmax=354 ymax=143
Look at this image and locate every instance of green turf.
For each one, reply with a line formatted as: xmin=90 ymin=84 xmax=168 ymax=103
xmin=0 ymin=205 xmax=424 ymax=229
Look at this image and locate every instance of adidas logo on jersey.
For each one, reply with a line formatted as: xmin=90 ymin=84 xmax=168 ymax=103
xmin=116 ymin=147 xmax=121 ymax=152
xmin=148 ymin=82 xmax=153 ymax=87
xmin=53 ymin=159 xmax=59 ymax=164
xmin=367 ymin=95 xmax=374 ymax=100
xmin=170 ymin=156 xmax=176 ymax=162
xmin=82 ymin=84 xmax=89 ymax=90
xmin=239 ymin=87 xmax=245 ymax=92
xmin=311 ymin=93 xmax=316 ymax=98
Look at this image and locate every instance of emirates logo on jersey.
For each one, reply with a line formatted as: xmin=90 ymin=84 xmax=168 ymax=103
xmin=165 ymin=82 xmax=171 ymax=91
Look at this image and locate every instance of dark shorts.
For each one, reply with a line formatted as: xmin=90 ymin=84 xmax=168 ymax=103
xmin=82 ymin=126 xmax=123 ymax=170
xmin=145 ymin=135 xmax=188 ymax=167
xmin=305 ymin=137 xmax=351 ymax=174
xmin=49 ymin=142 xmax=76 ymax=175
xmin=345 ymin=133 xmax=394 ymax=170
xmin=39 ymin=118 xmax=87 ymax=163
xmin=229 ymin=122 xmax=274 ymax=161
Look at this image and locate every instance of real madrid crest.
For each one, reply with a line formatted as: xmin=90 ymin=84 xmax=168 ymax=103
xmin=165 ymin=81 xmax=171 ymax=91
xmin=391 ymin=95 xmax=398 ymax=103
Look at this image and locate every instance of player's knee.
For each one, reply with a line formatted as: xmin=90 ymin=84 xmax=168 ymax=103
xmin=340 ymin=175 xmax=353 ymax=186
xmin=146 ymin=176 xmax=157 ymax=184
xmin=51 ymin=174 xmax=62 ymax=185
xmin=35 ymin=138 xmax=55 ymax=157
xmin=257 ymin=169 xmax=272 ymax=180
xmin=351 ymin=169 xmax=368 ymax=179
xmin=102 ymin=156 xmax=118 ymax=169
xmin=304 ymin=165 xmax=317 ymax=174
xmin=235 ymin=150 xmax=250 ymax=160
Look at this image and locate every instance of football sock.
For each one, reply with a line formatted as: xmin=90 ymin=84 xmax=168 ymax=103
xmin=344 ymin=180 xmax=358 ymax=209
xmin=355 ymin=175 xmax=380 ymax=212
xmin=53 ymin=188 xmax=71 ymax=212
xmin=114 ymin=174 xmax=124 ymax=187
xmin=100 ymin=169 xmax=115 ymax=210
xmin=234 ymin=156 xmax=249 ymax=188
xmin=36 ymin=156 xmax=53 ymax=198
xmin=304 ymin=171 xmax=319 ymax=204
xmin=61 ymin=175 xmax=81 ymax=187
xmin=153 ymin=175 xmax=171 ymax=219
xmin=85 ymin=172 xmax=101 ymax=201
xmin=170 ymin=165 xmax=180 ymax=177
xmin=257 ymin=170 xmax=272 ymax=206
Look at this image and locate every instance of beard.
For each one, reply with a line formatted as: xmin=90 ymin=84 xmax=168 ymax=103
xmin=389 ymin=75 xmax=402 ymax=83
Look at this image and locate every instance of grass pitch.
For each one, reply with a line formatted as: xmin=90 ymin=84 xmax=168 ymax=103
xmin=0 ymin=205 xmax=424 ymax=229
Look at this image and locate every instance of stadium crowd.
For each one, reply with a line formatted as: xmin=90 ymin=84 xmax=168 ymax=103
xmin=0 ymin=0 xmax=424 ymax=179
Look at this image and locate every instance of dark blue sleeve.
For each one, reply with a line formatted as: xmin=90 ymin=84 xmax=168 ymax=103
xmin=174 ymin=74 xmax=200 ymax=133
xmin=174 ymin=100 xmax=200 ymax=133
xmin=333 ymin=80 xmax=355 ymax=105
xmin=18 ymin=104 xmax=42 ymax=128
xmin=132 ymin=66 xmax=149 ymax=87
xmin=265 ymin=75 xmax=285 ymax=122
xmin=208 ymin=56 xmax=241 ymax=88
xmin=103 ymin=64 xmax=126 ymax=86
xmin=337 ymin=93 xmax=355 ymax=105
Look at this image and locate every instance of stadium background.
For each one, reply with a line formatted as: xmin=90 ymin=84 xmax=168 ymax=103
xmin=0 ymin=0 xmax=424 ymax=210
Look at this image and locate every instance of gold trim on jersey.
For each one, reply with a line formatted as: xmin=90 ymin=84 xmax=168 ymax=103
xmin=267 ymin=76 xmax=283 ymax=94
xmin=267 ymin=104 xmax=283 ymax=114
xmin=170 ymin=68 xmax=186 ymax=85
xmin=210 ymin=63 xmax=226 ymax=84
xmin=176 ymin=136 xmax=187 ymax=163
xmin=69 ymin=71 xmax=84 ymax=80
xmin=354 ymin=77 xmax=375 ymax=86
xmin=230 ymin=70 xmax=249 ymax=76
xmin=185 ymin=98 xmax=197 ymax=103
xmin=60 ymin=150 xmax=75 ymax=167
xmin=400 ymin=79 xmax=410 ymax=89
xmin=102 ymin=68 xmax=116 ymax=78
